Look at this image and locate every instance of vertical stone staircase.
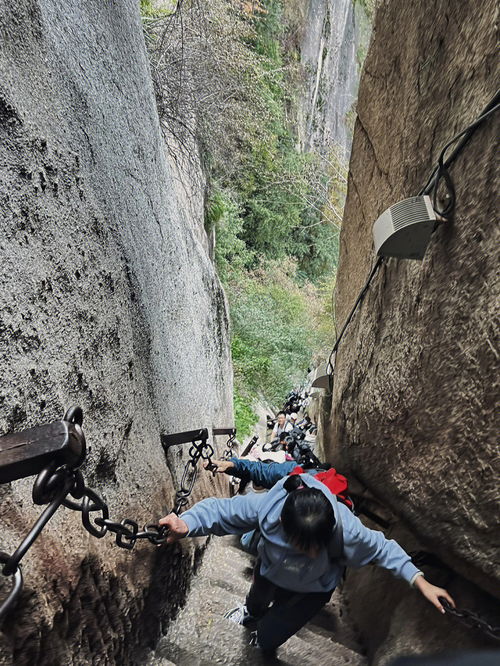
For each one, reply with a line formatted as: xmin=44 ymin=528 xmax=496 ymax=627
xmin=146 ymin=535 xmax=367 ymax=665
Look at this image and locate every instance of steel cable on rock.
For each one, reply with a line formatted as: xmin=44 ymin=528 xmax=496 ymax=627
xmin=325 ymin=89 xmax=500 ymax=373
xmin=319 ymin=92 xmax=500 ymax=644
xmin=419 ymin=90 xmax=500 ymax=200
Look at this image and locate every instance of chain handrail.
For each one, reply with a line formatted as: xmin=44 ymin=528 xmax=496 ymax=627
xmin=440 ymin=599 xmax=500 ymax=643
xmin=0 ymin=409 xmax=224 ymax=622
xmin=212 ymin=427 xmax=237 ymax=461
xmin=3 ymin=411 xmax=499 ymax=646
xmin=172 ymin=436 xmax=216 ymax=514
xmin=408 ymin=551 xmax=500 ymax=643
xmin=0 ymin=552 xmax=23 ymax=620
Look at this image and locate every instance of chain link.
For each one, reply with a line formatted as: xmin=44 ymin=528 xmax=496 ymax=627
xmin=221 ymin=432 xmax=237 ymax=461
xmin=2 ymin=414 xmax=500 ymax=647
xmin=409 ymin=552 xmax=500 ymax=643
xmin=0 ymin=415 xmax=219 ymax=621
xmin=0 ymin=553 xmax=23 ymax=621
xmin=71 ymin=432 xmax=216 ymax=547
xmin=173 ymin=436 xmax=215 ymax=514
xmin=440 ymin=599 xmax=500 ymax=643
xmin=0 ymin=463 xmax=78 ymax=621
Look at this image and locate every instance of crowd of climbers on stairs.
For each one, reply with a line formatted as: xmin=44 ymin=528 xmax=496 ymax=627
xmin=159 ymin=390 xmax=456 ymax=660
xmin=1 ymin=398 xmax=496 ymax=662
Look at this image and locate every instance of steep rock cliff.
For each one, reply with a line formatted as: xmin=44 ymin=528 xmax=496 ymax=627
xmin=298 ymin=0 xmax=370 ymax=157
xmin=326 ymin=0 xmax=499 ymax=660
xmin=0 ymin=1 xmax=232 ymax=663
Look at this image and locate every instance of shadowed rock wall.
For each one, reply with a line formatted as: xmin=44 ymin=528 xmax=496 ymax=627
xmin=0 ymin=0 xmax=232 ymax=663
xmin=325 ymin=0 xmax=499 ymax=659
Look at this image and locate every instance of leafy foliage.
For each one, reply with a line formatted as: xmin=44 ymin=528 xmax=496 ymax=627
xmin=142 ymin=0 xmax=347 ymax=422
xmin=353 ymin=0 xmax=377 ymax=23
xmin=140 ymin=0 xmax=175 ymax=18
xmin=228 ymin=261 xmax=318 ymax=405
xmin=233 ymin=390 xmax=259 ymax=439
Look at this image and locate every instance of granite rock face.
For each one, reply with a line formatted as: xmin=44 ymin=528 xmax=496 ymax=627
xmin=0 ymin=0 xmax=233 ymax=663
xmin=325 ymin=0 xmax=499 ymax=658
xmin=298 ymin=0 xmax=366 ymax=157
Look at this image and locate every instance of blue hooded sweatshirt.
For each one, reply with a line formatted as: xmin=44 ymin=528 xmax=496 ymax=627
xmin=181 ymin=473 xmax=421 ymax=594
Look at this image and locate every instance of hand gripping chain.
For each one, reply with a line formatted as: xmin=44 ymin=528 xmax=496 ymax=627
xmin=0 ymin=408 xmax=231 ymax=622
xmin=439 ymin=599 xmax=500 ymax=643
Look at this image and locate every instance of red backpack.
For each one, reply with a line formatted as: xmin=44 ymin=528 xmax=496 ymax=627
xmin=289 ymin=466 xmax=353 ymax=510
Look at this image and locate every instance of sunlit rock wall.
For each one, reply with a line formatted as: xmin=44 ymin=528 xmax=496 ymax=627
xmin=0 ymin=0 xmax=232 ymax=663
xmin=326 ymin=0 xmax=499 ymax=660
xmin=298 ymin=0 xmax=370 ymax=157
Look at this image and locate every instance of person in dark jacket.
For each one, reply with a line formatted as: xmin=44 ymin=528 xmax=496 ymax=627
xmin=159 ymin=466 xmax=455 ymax=655
xmin=218 ymin=457 xmax=292 ymax=481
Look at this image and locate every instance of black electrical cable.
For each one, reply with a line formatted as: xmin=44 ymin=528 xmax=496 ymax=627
xmin=326 ymin=256 xmax=383 ymax=374
xmin=420 ymin=90 xmax=500 ymax=195
xmin=420 ymin=89 xmax=500 ymax=219
xmin=324 ymin=89 xmax=499 ymax=374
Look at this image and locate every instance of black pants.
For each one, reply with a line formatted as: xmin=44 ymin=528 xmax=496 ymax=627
xmin=245 ymin=561 xmax=334 ymax=651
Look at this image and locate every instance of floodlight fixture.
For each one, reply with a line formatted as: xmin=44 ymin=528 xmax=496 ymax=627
xmin=372 ymin=195 xmax=439 ymax=260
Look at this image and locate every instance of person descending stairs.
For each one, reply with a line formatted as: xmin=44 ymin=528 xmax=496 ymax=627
xmin=153 ymin=461 xmax=455 ymax=663
xmin=147 ymin=534 xmax=366 ymax=665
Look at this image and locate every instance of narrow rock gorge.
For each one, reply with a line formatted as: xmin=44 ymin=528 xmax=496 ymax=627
xmin=0 ymin=0 xmax=498 ymax=664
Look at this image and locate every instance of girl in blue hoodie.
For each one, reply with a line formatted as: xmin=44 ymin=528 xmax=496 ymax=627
xmin=159 ymin=469 xmax=455 ymax=654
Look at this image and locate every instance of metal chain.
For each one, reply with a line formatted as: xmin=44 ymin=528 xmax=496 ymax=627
xmin=409 ymin=553 xmax=500 ymax=643
xmin=441 ymin=599 xmax=500 ymax=643
xmin=221 ymin=432 xmax=237 ymax=461
xmin=0 ymin=463 xmax=79 ymax=621
xmin=65 ymin=434 xmax=216 ymax=548
xmin=172 ymin=437 xmax=215 ymax=514
xmin=221 ymin=432 xmax=241 ymax=493
xmin=0 ymin=420 xmax=217 ymax=621
xmin=0 ymin=553 xmax=23 ymax=621
xmin=6 ymin=413 xmax=498 ymax=646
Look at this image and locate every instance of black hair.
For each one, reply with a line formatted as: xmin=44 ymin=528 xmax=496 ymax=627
xmin=281 ymin=475 xmax=335 ymax=553
xmin=277 ymin=411 xmax=286 ymax=417
xmin=278 ymin=431 xmax=288 ymax=441
xmin=303 ymin=461 xmax=331 ymax=471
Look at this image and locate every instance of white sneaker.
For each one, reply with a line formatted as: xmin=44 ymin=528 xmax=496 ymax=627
xmin=223 ymin=604 xmax=252 ymax=625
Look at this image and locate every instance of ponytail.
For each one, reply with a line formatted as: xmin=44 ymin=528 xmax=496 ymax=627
xmin=283 ymin=474 xmax=304 ymax=492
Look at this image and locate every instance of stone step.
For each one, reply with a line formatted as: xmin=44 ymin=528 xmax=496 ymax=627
xmin=299 ymin=599 xmax=365 ymax=654
xmin=205 ymin=577 xmax=365 ymax=658
xmin=144 ymin=652 xmax=178 ymax=666
xmin=292 ymin=626 xmax=365 ymax=663
xmin=149 ymin=639 xmax=220 ymax=666
xmin=150 ymin=536 xmax=367 ymax=665
xmin=162 ymin=588 xmax=365 ymax=664
xmin=280 ymin=630 xmax=366 ymax=665
xmin=161 ymin=613 xmax=365 ymax=666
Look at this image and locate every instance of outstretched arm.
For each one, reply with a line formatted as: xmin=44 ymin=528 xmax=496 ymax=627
xmin=207 ymin=457 xmax=296 ymax=488
xmin=340 ymin=504 xmax=455 ymax=613
xmin=158 ymin=492 xmax=267 ymax=544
